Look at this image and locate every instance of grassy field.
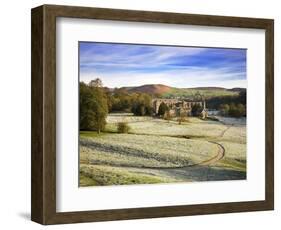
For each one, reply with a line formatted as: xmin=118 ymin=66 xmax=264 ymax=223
xmin=80 ymin=113 xmax=246 ymax=186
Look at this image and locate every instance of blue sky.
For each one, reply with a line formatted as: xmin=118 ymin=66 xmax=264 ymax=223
xmin=79 ymin=42 xmax=246 ymax=88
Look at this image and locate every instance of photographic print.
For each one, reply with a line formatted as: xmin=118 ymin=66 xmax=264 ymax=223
xmin=79 ymin=42 xmax=247 ymax=187
xmin=31 ymin=5 xmax=274 ymax=224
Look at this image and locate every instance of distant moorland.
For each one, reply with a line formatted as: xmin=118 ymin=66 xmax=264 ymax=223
xmin=115 ymin=84 xmax=245 ymax=99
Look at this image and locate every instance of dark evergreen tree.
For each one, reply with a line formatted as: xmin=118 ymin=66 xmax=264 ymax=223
xmin=191 ymin=104 xmax=203 ymax=117
xmin=158 ymin=102 xmax=169 ymax=116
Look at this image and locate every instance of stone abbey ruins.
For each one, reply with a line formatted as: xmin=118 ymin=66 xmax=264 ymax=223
xmin=152 ymin=98 xmax=208 ymax=118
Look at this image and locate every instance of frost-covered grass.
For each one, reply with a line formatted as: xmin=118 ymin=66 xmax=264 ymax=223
xmin=106 ymin=113 xmax=152 ymax=123
xmin=80 ymin=113 xmax=247 ymax=186
xmin=80 ymin=134 xmax=218 ymax=168
xmin=220 ymin=126 xmax=246 ymax=144
xmin=128 ymin=118 xmax=225 ymax=138
xmin=80 ymin=164 xmax=177 ymax=186
xmin=105 ymin=114 xmax=227 ymax=139
xmin=105 ymin=113 xmax=153 ymax=133
xmin=219 ymin=141 xmax=246 ymax=160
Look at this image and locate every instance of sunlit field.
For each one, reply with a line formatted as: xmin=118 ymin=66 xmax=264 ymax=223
xmin=80 ymin=113 xmax=246 ymax=186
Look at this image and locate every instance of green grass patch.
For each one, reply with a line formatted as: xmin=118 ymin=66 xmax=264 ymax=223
xmin=80 ymin=131 xmax=107 ymax=138
xmin=79 ymin=173 xmax=100 ymax=186
xmin=104 ymin=123 xmax=118 ymax=133
xmin=215 ymin=157 xmax=246 ymax=172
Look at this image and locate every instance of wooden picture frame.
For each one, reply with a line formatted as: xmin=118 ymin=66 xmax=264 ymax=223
xmin=31 ymin=4 xmax=274 ymax=225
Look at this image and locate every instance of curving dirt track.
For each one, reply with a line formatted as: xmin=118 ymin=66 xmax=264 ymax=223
xmin=134 ymin=140 xmax=225 ymax=170
xmin=87 ymin=125 xmax=229 ymax=170
xmin=94 ymin=138 xmax=226 ymax=170
xmin=136 ymin=125 xmax=229 ymax=170
xmin=191 ymin=141 xmax=225 ymax=167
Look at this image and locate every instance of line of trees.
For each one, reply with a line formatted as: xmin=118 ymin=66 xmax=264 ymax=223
xmin=219 ymin=103 xmax=246 ymax=117
xmin=107 ymin=89 xmax=153 ymax=116
xmin=206 ymin=90 xmax=246 ymax=110
xmin=207 ymin=90 xmax=246 ymax=118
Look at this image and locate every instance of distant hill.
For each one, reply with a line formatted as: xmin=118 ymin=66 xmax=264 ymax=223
xmin=117 ymin=84 xmax=245 ymax=99
xmin=122 ymin=84 xmax=171 ymax=95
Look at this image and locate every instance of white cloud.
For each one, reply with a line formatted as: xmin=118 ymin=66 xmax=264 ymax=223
xmin=80 ymin=45 xmax=207 ymax=69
